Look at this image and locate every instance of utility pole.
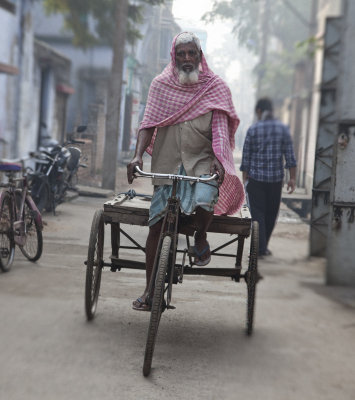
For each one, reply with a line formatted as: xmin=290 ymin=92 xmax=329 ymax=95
xmin=102 ymin=0 xmax=129 ymax=190
xmin=13 ymin=0 xmax=27 ymax=158
xmin=302 ymin=0 xmax=318 ymax=186
xmin=256 ymin=0 xmax=270 ymax=97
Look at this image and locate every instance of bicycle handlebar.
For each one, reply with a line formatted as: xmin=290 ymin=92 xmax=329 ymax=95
xmin=134 ymin=166 xmax=218 ymax=183
xmin=70 ymin=139 xmax=85 ymax=145
xmin=63 ymin=139 xmax=85 ymax=146
xmin=29 ymin=151 xmax=54 ymax=161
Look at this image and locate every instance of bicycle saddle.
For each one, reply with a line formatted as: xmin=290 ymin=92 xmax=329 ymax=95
xmin=0 ymin=162 xmax=22 ymax=172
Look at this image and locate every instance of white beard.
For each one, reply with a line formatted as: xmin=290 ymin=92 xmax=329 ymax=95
xmin=177 ymin=68 xmax=199 ymax=85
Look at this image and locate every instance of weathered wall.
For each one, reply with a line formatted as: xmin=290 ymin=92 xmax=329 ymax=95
xmin=327 ymin=0 xmax=355 ymax=285
xmin=0 ymin=6 xmax=19 ymax=157
xmin=306 ymin=0 xmax=343 ymax=192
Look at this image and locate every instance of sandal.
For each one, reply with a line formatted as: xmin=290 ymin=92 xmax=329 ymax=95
xmin=132 ymin=297 xmax=151 ymax=311
xmin=191 ymin=242 xmax=211 ymax=266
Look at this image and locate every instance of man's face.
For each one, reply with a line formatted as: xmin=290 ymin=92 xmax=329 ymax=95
xmin=175 ymin=42 xmax=201 ymax=72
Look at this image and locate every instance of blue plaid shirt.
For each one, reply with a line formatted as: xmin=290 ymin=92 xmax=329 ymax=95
xmin=240 ymin=118 xmax=297 ymax=182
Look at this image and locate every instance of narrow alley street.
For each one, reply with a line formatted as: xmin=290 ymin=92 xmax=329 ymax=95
xmin=0 ymin=169 xmax=355 ymax=400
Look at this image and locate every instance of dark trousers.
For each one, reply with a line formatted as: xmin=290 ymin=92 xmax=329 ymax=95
xmin=246 ymin=178 xmax=283 ymax=255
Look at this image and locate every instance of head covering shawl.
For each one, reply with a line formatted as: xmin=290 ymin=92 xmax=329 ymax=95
xmin=140 ymin=32 xmax=244 ymax=215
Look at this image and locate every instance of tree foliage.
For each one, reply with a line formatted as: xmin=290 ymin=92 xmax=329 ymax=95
xmin=258 ymin=47 xmax=308 ymax=101
xmin=203 ymin=0 xmax=312 ymax=101
xmin=203 ymin=1 xmax=260 ymax=53
xmin=42 ymin=0 xmax=165 ymax=48
xmin=204 ymin=0 xmax=311 ymax=53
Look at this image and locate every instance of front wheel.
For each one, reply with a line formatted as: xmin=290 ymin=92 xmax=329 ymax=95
xmin=0 ymin=193 xmax=15 ymax=272
xmin=18 ymin=196 xmax=43 ymax=262
xmin=143 ymin=235 xmax=171 ymax=377
xmin=246 ymin=221 xmax=259 ymax=336
xmin=85 ymin=209 xmax=104 ymax=321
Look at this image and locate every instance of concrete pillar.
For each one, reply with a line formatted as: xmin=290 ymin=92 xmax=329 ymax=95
xmin=310 ymin=16 xmax=342 ymax=257
xmin=95 ymin=104 xmax=106 ymax=174
xmin=327 ymin=0 xmax=355 ymax=285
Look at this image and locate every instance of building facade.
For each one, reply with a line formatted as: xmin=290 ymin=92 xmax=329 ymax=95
xmin=0 ymin=0 xmax=72 ymax=159
xmin=33 ymin=0 xmax=180 ymax=165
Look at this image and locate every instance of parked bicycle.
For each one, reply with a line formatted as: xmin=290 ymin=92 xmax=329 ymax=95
xmin=29 ymin=128 xmax=87 ymax=214
xmin=0 ymin=158 xmax=43 ymax=272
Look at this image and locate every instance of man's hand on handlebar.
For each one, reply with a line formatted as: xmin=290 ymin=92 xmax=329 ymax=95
xmin=127 ymin=156 xmax=143 ymax=184
xmin=210 ymin=157 xmax=225 ymax=185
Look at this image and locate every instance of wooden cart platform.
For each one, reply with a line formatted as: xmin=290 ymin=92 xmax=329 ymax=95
xmin=104 ymin=193 xmax=252 ymax=236
xmin=101 ymin=193 xmax=253 ymax=281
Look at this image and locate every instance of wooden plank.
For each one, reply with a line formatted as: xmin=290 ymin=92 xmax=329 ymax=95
xmin=104 ymin=195 xmax=251 ymax=235
xmin=104 ymin=210 xmax=148 ymax=226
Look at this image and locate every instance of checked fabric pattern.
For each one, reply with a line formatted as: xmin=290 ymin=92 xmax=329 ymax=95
xmin=140 ymin=33 xmax=245 ymax=215
xmin=240 ymin=118 xmax=297 ymax=182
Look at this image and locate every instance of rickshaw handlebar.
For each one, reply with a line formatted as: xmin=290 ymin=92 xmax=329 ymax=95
xmin=134 ymin=166 xmax=218 ymax=183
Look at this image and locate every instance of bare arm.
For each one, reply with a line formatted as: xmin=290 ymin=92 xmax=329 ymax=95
xmin=286 ymin=166 xmax=296 ymax=194
xmin=242 ymin=171 xmax=249 ymax=184
xmin=127 ymin=128 xmax=155 ymax=184
xmin=210 ymin=157 xmax=225 ymax=185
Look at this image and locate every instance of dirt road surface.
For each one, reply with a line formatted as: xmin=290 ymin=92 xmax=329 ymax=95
xmin=1 ymin=173 xmax=355 ymax=400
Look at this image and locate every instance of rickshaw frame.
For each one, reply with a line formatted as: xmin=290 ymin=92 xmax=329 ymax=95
xmin=84 ymin=167 xmax=260 ymax=376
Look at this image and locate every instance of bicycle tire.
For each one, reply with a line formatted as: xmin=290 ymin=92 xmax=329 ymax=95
xmin=246 ymin=221 xmax=259 ymax=336
xmin=85 ymin=209 xmax=104 ymax=321
xmin=18 ymin=195 xmax=43 ymax=262
xmin=30 ymin=178 xmax=50 ymax=213
xmin=143 ymin=235 xmax=171 ymax=377
xmin=0 ymin=192 xmax=15 ymax=272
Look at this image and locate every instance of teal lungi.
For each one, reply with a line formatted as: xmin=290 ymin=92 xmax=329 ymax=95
xmin=148 ymin=165 xmax=219 ymax=226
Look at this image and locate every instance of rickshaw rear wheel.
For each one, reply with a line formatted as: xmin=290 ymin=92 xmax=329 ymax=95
xmin=85 ymin=209 xmax=104 ymax=321
xmin=246 ymin=220 xmax=259 ymax=336
xmin=143 ymin=235 xmax=171 ymax=377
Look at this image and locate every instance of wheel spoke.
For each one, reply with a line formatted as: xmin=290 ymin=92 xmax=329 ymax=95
xmin=19 ymin=197 xmax=42 ymax=262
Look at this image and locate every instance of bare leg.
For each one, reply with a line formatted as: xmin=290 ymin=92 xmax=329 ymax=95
xmin=132 ymin=220 xmax=162 ymax=309
xmin=133 ymin=206 xmax=213 ymax=308
xmin=194 ymin=207 xmax=213 ymax=264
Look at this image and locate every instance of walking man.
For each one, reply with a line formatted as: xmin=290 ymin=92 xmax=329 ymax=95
xmin=240 ymin=97 xmax=297 ymax=257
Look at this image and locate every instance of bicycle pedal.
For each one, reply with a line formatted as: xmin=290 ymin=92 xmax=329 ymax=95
xmin=13 ymin=220 xmax=24 ymax=230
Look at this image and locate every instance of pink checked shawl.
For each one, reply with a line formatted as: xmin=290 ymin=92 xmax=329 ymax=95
xmin=140 ymin=33 xmax=244 ymax=215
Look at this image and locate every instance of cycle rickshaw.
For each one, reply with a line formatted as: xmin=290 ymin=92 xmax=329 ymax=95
xmin=84 ymin=167 xmax=260 ymax=376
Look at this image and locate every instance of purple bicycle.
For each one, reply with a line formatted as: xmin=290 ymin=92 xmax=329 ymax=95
xmin=0 ymin=158 xmax=43 ymax=272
